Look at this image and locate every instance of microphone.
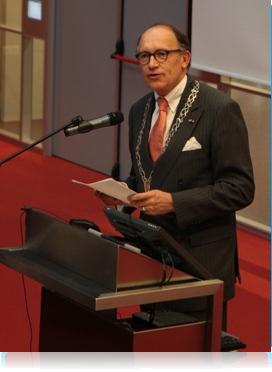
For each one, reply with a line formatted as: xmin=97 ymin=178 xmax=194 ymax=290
xmin=64 ymin=112 xmax=124 ymax=136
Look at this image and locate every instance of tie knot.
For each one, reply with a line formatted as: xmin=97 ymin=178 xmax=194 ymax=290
xmin=157 ymin=97 xmax=168 ymax=112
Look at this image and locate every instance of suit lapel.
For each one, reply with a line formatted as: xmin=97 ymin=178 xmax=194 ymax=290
xmin=151 ymin=78 xmax=203 ymax=188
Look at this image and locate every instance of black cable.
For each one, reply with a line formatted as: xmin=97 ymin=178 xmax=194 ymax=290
xmin=159 ymin=249 xmax=175 ymax=285
xmin=21 ymin=274 xmax=33 ymax=352
xmin=146 ymin=303 xmax=156 ymax=325
xmin=160 ymin=251 xmax=168 ymax=286
xmin=111 ymin=0 xmax=125 ymax=179
xmin=140 ymin=249 xmax=168 ymax=325
xmin=188 ymin=0 xmax=193 ymax=43
xmin=146 ymin=251 xmax=173 ymax=325
xmin=164 ymin=251 xmax=174 ymax=284
xmin=19 ymin=210 xmax=33 ymax=352
xmin=19 ymin=208 xmax=26 ymax=243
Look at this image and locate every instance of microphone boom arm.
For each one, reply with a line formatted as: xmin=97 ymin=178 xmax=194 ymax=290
xmin=0 ymin=116 xmax=82 ymax=166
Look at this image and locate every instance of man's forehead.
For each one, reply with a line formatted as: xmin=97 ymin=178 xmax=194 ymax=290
xmin=139 ymin=26 xmax=178 ymax=48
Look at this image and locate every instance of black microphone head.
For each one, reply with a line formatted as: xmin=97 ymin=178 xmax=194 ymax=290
xmin=109 ymin=112 xmax=124 ymax=125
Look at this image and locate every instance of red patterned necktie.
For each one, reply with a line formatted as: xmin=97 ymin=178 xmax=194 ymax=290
xmin=149 ymin=97 xmax=169 ymax=162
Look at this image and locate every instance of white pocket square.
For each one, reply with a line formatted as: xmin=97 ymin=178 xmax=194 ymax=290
xmin=182 ymin=136 xmax=202 ymax=151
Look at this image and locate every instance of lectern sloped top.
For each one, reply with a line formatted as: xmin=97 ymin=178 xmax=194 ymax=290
xmin=23 ymin=207 xmax=118 ymax=291
xmin=0 ymin=207 xmax=120 ymax=304
xmin=0 ymin=207 xmax=223 ymax=313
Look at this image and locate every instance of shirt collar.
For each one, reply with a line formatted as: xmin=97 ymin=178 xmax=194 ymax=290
xmin=154 ymin=75 xmax=187 ymax=114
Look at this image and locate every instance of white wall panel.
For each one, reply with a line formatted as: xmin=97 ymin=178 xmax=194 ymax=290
xmin=191 ymin=0 xmax=270 ymax=85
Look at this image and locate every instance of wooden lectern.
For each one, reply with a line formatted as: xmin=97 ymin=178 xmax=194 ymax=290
xmin=0 ymin=208 xmax=223 ymax=351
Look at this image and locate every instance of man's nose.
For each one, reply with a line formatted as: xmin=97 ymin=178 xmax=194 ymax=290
xmin=148 ymin=55 xmax=159 ymax=68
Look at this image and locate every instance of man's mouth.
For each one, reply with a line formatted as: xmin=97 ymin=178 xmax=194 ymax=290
xmin=147 ymin=73 xmax=161 ymax=79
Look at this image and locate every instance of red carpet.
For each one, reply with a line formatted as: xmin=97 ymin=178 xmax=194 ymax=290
xmin=0 ymin=137 xmax=270 ymax=351
xmin=228 ymin=228 xmax=270 ymax=351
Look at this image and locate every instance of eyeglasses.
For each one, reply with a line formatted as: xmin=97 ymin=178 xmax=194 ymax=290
xmin=135 ymin=49 xmax=184 ymax=65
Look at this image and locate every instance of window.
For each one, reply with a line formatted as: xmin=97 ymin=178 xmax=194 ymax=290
xmin=0 ymin=0 xmax=47 ymax=144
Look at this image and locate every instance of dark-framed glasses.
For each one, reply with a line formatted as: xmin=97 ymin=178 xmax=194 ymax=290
xmin=135 ymin=49 xmax=184 ymax=65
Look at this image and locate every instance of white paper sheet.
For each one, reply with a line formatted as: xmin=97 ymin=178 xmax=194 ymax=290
xmin=72 ymin=178 xmax=136 ymax=204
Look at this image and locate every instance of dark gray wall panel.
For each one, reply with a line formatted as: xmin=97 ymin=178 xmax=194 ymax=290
xmin=52 ymin=0 xmax=119 ymax=174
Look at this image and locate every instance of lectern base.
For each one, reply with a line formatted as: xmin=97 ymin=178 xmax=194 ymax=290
xmin=39 ymin=288 xmax=209 ymax=352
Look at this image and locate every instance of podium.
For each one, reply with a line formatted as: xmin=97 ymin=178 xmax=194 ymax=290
xmin=0 ymin=208 xmax=223 ymax=351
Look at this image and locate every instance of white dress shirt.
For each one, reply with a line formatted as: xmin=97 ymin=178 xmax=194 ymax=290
xmin=150 ymin=75 xmax=187 ymax=145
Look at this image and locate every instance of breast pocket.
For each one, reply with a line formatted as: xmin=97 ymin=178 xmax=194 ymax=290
xmin=180 ymin=148 xmax=206 ymax=162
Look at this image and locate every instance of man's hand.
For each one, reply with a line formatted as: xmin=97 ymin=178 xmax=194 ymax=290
xmin=128 ymin=190 xmax=174 ymax=215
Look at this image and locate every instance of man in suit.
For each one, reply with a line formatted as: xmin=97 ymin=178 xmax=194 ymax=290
xmin=98 ymin=23 xmax=254 ymax=325
xmin=127 ymin=22 xmax=254 ymax=309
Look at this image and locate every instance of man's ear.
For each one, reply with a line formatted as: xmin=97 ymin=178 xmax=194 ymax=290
xmin=181 ymin=50 xmax=191 ymax=69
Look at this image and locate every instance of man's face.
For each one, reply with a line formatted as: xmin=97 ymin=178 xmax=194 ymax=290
xmin=137 ymin=26 xmax=190 ymax=96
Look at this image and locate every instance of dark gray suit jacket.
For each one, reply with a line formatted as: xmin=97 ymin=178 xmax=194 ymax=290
xmin=127 ymin=76 xmax=254 ymax=300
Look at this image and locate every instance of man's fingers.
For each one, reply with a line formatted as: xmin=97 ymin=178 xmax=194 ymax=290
xmin=129 ymin=191 xmax=152 ymax=203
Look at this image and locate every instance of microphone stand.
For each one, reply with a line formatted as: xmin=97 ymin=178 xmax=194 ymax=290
xmin=0 ymin=116 xmax=82 ymax=166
